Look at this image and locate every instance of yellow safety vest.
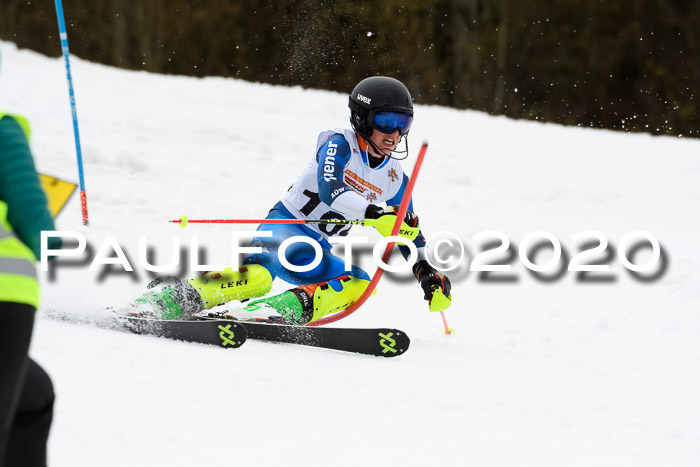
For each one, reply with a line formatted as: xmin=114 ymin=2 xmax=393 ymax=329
xmin=0 ymin=112 xmax=40 ymax=308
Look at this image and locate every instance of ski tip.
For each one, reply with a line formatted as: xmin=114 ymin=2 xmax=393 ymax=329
xmin=118 ymin=316 xmax=248 ymax=349
xmin=377 ymin=329 xmax=410 ymax=357
xmin=214 ymin=321 xmax=247 ymax=349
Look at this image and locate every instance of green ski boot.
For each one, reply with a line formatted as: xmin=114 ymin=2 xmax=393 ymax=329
xmin=246 ymin=275 xmax=374 ymax=325
xmin=133 ymin=280 xmax=203 ymax=320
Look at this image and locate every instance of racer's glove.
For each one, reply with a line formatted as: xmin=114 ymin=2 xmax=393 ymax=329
xmin=412 ymin=260 xmax=452 ymax=312
xmin=364 ymin=204 xmax=420 ymax=241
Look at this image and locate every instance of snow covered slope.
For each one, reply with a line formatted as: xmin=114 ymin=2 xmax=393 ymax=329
xmin=1 ymin=41 xmax=699 ymax=466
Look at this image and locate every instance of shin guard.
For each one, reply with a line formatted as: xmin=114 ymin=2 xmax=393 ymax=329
xmin=188 ymin=265 xmax=273 ymax=309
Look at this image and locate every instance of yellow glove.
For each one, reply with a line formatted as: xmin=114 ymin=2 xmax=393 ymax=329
xmin=364 ymin=204 xmax=420 ymax=241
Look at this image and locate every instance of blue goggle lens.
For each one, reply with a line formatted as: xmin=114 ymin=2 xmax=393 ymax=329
xmin=371 ymin=111 xmax=413 ymax=135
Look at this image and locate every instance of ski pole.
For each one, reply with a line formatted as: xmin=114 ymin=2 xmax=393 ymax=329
xmin=440 ymin=311 xmax=454 ymax=335
xmin=54 ymin=0 xmax=89 ymax=226
xmin=170 ymin=216 xmax=367 ymax=228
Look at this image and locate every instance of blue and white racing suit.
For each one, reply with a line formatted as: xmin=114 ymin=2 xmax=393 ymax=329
xmin=244 ymin=128 xmax=425 ymax=286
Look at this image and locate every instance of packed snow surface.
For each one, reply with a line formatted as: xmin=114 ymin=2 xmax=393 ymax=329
xmin=1 ymin=41 xmax=700 ymax=466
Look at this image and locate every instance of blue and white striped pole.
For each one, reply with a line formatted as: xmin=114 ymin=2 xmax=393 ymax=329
xmin=54 ymin=0 xmax=89 ymax=226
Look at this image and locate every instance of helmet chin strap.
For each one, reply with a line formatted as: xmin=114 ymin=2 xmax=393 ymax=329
xmin=363 ymin=132 xmax=410 ymax=162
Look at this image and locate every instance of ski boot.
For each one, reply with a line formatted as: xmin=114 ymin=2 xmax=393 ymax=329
xmin=244 ymin=275 xmax=374 ymax=325
xmin=134 ymin=264 xmax=273 ymax=319
xmin=132 ymin=278 xmax=203 ymax=320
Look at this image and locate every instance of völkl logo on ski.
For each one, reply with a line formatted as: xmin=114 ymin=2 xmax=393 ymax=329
xmin=378 ymin=332 xmax=397 ymax=354
xmin=218 ymin=324 xmax=237 ymax=347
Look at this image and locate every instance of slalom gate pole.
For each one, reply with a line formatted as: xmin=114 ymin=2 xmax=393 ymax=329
xmin=307 ymin=142 xmax=429 ymax=327
xmin=54 ymin=0 xmax=89 ymax=226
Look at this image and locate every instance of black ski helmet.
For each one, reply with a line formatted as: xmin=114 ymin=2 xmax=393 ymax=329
xmin=348 ymin=76 xmax=414 ymax=140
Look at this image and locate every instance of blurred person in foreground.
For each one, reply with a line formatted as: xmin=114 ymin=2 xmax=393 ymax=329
xmin=0 ymin=46 xmax=59 ymax=467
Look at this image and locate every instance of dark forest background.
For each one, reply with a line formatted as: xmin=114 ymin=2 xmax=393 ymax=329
xmin=1 ymin=0 xmax=699 ymax=137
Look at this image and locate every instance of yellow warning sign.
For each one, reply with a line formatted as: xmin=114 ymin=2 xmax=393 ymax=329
xmin=39 ymin=173 xmax=77 ymax=218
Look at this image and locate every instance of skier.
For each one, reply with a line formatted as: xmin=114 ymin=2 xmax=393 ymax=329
xmin=139 ymin=76 xmax=451 ymax=324
xmin=0 ymin=102 xmax=58 ymax=465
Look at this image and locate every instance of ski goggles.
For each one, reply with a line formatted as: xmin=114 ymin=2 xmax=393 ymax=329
xmin=369 ymin=111 xmax=413 ymax=136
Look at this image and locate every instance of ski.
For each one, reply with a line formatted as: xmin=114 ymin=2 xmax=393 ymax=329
xmin=118 ymin=316 xmax=247 ymax=349
xmin=196 ymin=309 xmax=409 ymax=357
xmin=241 ymin=321 xmax=410 ymax=357
xmin=47 ymin=308 xmax=407 ymax=355
xmin=197 ymin=302 xmax=412 ymax=357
